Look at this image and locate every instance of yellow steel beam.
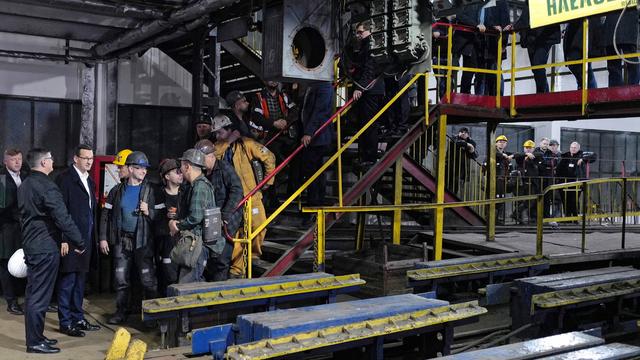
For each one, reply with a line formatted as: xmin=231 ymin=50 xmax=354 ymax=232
xmin=434 ymin=114 xmax=447 ymax=260
xmin=581 ymin=18 xmax=588 ymax=115
xmin=316 ymin=210 xmax=326 ymax=271
xmin=393 ymin=159 xmax=403 ymax=245
xmin=407 ymin=255 xmax=548 ymax=281
xmin=446 ymin=25 xmax=453 ymax=102
xmin=142 ymin=274 xmax=365 ymax=314
xmin=510 ymin=32 xmax=517 ymax=117
xmin=496 ymin=32 xmax=503 ymax=108
xmin=532 ymin=279 xmax=640 ymax=314
xmin=225 ymin=301 xmax=487 ymax=360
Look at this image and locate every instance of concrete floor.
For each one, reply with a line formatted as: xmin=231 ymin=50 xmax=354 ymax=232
xmin=0 ymin=294 xmax=161 ymax=359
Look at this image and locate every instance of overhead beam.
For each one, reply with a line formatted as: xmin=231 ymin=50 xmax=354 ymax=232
xmin=0 ymin=12 xmax=122 ymax=42
xmin=4 ymin=0 xmax=165 ymax=20
xmin=92 ymin=0 xmax=240 ymax=57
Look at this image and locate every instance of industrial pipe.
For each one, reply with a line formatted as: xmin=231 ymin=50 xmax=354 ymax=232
xmin=92 ymin=0 xmax=240 ymax=57
xmin=0 ymin=48 xmax=99 ymax=63
xmin=6 ymin=0 xmax=165 ymax=19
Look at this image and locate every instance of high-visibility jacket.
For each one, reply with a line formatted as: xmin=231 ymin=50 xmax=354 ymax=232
xmin=214 ymin=137 xmax=276 ymax=202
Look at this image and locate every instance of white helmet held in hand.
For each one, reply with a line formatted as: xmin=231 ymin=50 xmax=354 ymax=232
xmin=8 ymin=249 xmax=27 ymax=278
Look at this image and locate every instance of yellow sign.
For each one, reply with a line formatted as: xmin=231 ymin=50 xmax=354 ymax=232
xmin=529 ymin=0 xmax=637 ymax=28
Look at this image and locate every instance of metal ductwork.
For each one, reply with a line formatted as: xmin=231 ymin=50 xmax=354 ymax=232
xmin=5 ymin=0 xmax=166 ymax=20
xmin=92 ymin=0 xmax=240 ymax=57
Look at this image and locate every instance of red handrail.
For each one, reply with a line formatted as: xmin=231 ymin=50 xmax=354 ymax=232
xmin=234 ymin=97 xmax=355 ymax=211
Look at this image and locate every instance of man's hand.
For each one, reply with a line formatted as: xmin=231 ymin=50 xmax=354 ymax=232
xmin=61 ymin=242 xmax=69 ymax=257
xmin=301 ymin=135 xmax=312 ymax=147
xmin=477 ymin=24 xmax=487 ymax=33
xmin=503 ymin=24 xmax=513 ymax=32
xmin=139 ymin=201 xmax=149 ymax=216
xmin=99 ymin=240 xmax=109 ymax=255
xmin=493 ymin=25 xmax=502 ymax=32
xmin=526 ymin=153 xmax=535 ymax=160
xmin=507 ymin=154 xmax=514 ymax=160
xmin=577 ymin=159 xmax=584 ymax=166
xmin=466 ymin=143 xmax=475 ymax=153
xmin=169 ymin=220 xmax=179 ymax=236
xmin=274 ymin=119 xmax=287 ymax=130
xmin=433 ymin=31 xmax=441 ymax=38
xmin=353 ymin=90 xmax=363 ymax=101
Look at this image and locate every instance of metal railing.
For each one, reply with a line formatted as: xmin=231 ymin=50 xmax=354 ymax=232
xmin=305 ymin=177 xmax=640 ymax=271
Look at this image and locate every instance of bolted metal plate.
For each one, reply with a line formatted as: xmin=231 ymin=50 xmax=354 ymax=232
xmin=408 ymin=255 xmax=549 ymax=281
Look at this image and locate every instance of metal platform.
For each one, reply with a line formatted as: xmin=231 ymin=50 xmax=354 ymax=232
xmin=143 ymin=273 xmax=364 ymax=348
xmin=511 ymin=267 xmax=640 ymax=336
xmin=431 ymin=329 xmax=640 ymax=360
xmin=190 ymin=295 xmax=486 ymax=359
xmin=408 ymin=254 xmax=550 ymax=302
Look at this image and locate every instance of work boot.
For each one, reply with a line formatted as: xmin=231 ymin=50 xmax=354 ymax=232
xmin=7 ymin=301 xmax=23 ymax=315
xmin=107 ymin=312 xmax=127 ymax=325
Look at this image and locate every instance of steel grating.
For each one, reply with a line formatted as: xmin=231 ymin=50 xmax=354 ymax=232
xmin=407 ymin=255 xmax=549 ymax=281
xmin=531 ymin=279 xmax=640 ymax=314
xmin=225 ymin=301 xmax=486 ymax=360
xmin=142 ymin=274 xmax=365 ymax=314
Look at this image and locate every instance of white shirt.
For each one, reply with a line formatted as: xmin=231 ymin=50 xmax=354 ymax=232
xmin=73 ymin=165 xmax=92 ymax=209
xmin=7 ymin=169 xmax=21 ymax=188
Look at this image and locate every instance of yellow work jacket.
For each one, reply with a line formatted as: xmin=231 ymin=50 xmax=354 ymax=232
xmin=214 ymin=137 xmax=276 ymax=201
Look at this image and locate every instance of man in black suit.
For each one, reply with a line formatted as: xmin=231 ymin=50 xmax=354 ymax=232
xmin=18 ymin=148 xmax=85 ymax=354
xmin=0 ymin=148 xmax=26 ymax=315
xmin=55 ymin=144 xmax=101 ymax=337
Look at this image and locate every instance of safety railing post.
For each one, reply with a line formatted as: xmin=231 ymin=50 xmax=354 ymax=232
xmin=496 ymin=32 xmax=503 ymax=108
xmin=581 ymin=18 xmax=588 ymax=115
xmin=510 ymin=32 xmax=517 ymax=117
xmin=581 ymin=183 xmax=587 ymax=253
xmin=486 ymin=122 xmax=497 ymax=241
xmin=446 ymin=25 xmax=453 ymax=103
xmin=425 ymin=73 xmax=429 ymax=123
xmin=317 ymin=209 xmax=325 ymax=272
xmin=434 ymin=114 xmax=447 ymax=260
xmin=337 ymin=112 xmax=343 ymax=207
xmin=247 ymin=197 xmax=253 ymax=279
xmin=536 ymin=195 xmax=544 ymax=255
xmin=622 ymin=178 xmax=627 ymax=249
xmin=393 ymin=158 xmax=403 ymax=245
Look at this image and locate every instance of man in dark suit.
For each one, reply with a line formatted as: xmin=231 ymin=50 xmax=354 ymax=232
xmin=300 ymin=81 xmax=335 ymax=226
xmin=0 ymin=148 xmax=26 ymax=315
xmin=55 ymin=144 xmax=101 ymax=337
xmin=18 ymin=148 xmax=85 ymax=354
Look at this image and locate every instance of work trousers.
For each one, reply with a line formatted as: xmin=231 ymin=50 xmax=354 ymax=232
xmin=527 ymin=44 xmax=553 ymax=93
xmin=24 ymin=252 xmax=59 ymax=346
xmin=355 ymin=93 xmax=384 ymax=164
xmin=0 ymin=258 xmax=18 ymax=303
xmin=113 ymin=241 xmax=157 ymax=315
xmin=607 ymin=44 xmax=640 ymax=87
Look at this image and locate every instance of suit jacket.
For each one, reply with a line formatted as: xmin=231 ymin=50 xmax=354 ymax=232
xmin=55 ymin=166 xmax=97 ymax=272
xmin=302 ymin=82 xmax=335 ymax=147
xmin=0 ymin=167 xmax=27 ymax=259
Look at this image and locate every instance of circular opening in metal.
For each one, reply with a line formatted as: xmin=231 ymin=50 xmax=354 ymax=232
xmin=291 ymin=27 xmax=325 ymax=70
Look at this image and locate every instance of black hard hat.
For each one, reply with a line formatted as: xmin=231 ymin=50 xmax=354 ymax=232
xmin=159 ymin=158 xmax=180 ymax=176
xmin=196 ymin=114 xmax=212 ymax=125
xmin=125 ymin=151 xmax=150 ymax=168
xmin=225 ymin=91 xmax=245 ymax=107
xmin=178 ymin=148 xmax=206 ymax=167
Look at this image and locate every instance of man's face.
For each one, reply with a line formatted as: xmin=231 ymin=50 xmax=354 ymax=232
xmin=496 ymin=140 xmax=507 ymax=150
xmin=216 ymin=128 xmax=231 ymax=142
xmin=117 ymin=165 xmax=129 ymax=180
xmin=524 ymin=147 xmax=534 ymax=154
xmin=570 ymin=142 xmax=580 ymax=155
xmin=204 ymin=152 xmax=216 ymax=171
xmin=73 ymin=149 xmax=94 ymax=173
xmin=3 ymin=153 xmax=22 ymax=173
xmin=550 ymin=144 xmax=559 ymax=153
xmin=235 ymin=97 xmax=249 ymax=113
xmin=42 ymin=153 xmax=54 ymax=174
xmin=128 ymin=165 xmax=147 ymax=182
xmin=539 ymin=139 xmax=549 ymax=150
xmin=196 ymin=124 xmax=212 ymax=139
xmin=266 ymin=81 xmax=279 ymax=89
xmin=164 ymin=168 xmax=183 ymax=186
xmin=458 ymin=131 xmax=469 ymax=139
xmin=356 ymin=25 xmax=370 ymax=41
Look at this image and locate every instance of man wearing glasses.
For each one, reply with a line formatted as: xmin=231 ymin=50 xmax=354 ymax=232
xmin=18 ymin=148 xmax=85 ymax=353
xmin=54 ymin=144 xmax=101 ymax=337
xmin=99 ymin=151 xmax=157 ymax=325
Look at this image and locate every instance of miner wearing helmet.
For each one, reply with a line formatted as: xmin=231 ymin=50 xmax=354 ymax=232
xmin=99 ymin=151 xmax=157 ymax=325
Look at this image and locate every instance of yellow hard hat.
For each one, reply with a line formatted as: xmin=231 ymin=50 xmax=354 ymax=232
xmin=496 ymin=135 xmax=508 ymax=142
xmin=523 ymin=140 xmax=536 ymax=148
xmin=113 ymin=149 xmax=133 ymax=166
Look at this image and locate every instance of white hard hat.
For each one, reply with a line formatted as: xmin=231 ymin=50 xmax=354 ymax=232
xmin=8 ymin=249 xmax=27 ymax=278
